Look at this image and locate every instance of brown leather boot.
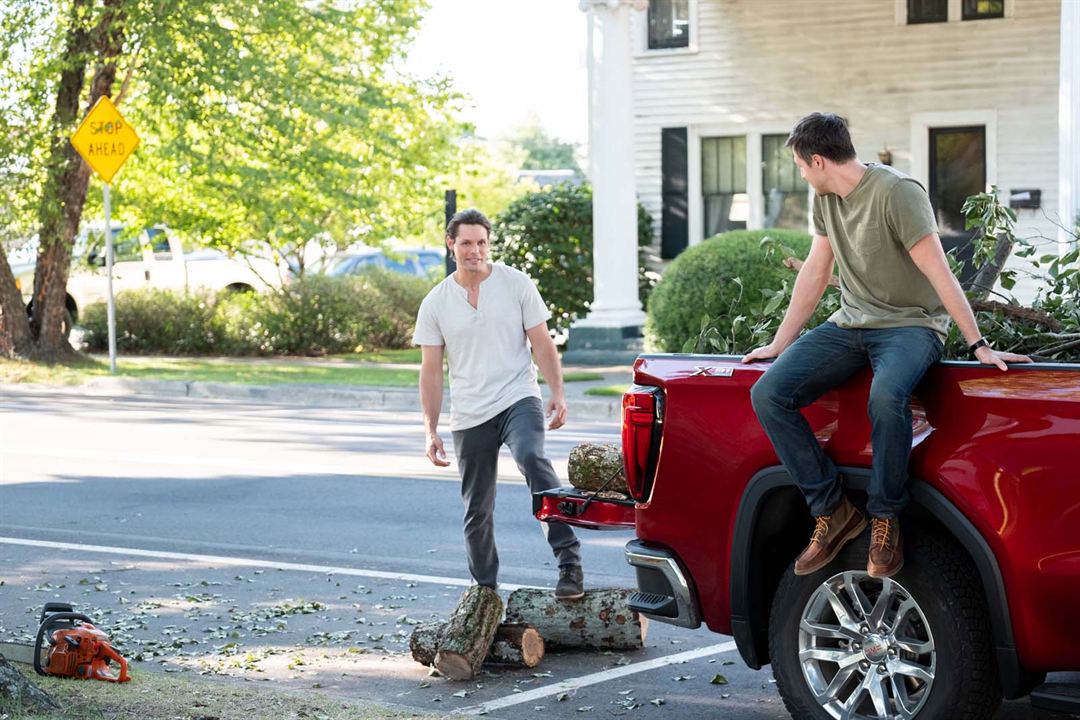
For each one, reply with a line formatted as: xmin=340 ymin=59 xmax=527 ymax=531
xmin=794 ymin=496 xmax=867 ymax=576
xmin=867 ymin=517 xmax=903 ymax=578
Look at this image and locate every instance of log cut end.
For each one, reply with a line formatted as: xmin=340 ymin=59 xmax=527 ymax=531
xmin=432 ymin=650 xmax=476 ymax=681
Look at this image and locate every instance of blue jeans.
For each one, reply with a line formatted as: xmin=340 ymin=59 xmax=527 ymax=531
xmin=750 ymin=322 xmax=944 ymax=518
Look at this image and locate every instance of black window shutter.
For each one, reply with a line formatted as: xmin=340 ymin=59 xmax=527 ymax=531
xmin=661 ymin=127 xmax=689 ymax=259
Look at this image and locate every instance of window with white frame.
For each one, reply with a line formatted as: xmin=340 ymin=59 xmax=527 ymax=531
xmin=648 ymin=0 xmax=690 ymax=50
xmin=903 ymin=0 xmax=1004 ymax=24
xmin=907 ymin=0 xmax=947 ymax=24
xmin=702 ymin=136 xmax=748 ymax=236
xmin=962 ymin=0 xmax=1004 ymax=20
xmin=762 ymin=135 xmax=809 ymax=230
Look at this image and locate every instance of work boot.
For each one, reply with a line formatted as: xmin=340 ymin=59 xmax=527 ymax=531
xmin=554 ymin=564 xmax=584 ymax=600
xmin=794 ymin=496 xmax=867 ymax=576
xmin=867 ymin=517 xmax=903 ymax=578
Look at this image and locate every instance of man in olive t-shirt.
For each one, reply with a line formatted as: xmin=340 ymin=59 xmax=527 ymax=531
xmin=744 ymin=112 xmax=1029 ymax=578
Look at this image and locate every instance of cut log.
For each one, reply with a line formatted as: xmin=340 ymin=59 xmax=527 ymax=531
xmin=487 ymin=623 xmax=545 ymax=667
xmin=504 ymin=588 xmax=647 ymax=651
xmin=410 ymin=622 xmax=544 ymax=668
xmin=409 ymin=621 xmax=444 ymax=667
xmin=0 ymin=655 xmax=58 ymax=712
xmin=433 ymin=586 xmax=503 ymax=681
xmin=568 ymin=443 xmax=628 ymax=495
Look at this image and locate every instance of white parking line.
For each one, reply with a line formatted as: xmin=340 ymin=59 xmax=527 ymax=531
xmin=0 ymin=536 xmax=538 ymax=591
xmin=457 ymin=641 xmax=739 ymax=716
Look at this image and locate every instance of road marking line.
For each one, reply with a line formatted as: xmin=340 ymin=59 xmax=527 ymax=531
xmin=0 ymin=536 xmax=537 ymax=591
xmin=458 ymin=641 xmax=738 ymax=716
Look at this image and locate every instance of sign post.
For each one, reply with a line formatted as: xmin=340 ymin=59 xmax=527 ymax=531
xmin=69 ymin=95 xmax=140 ymax=373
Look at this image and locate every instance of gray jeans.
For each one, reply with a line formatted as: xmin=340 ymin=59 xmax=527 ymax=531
xmin=451 ymin=396 xmax=582 ymax=587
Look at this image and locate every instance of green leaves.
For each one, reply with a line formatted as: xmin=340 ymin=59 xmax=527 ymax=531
xmin=646 ymin=229 xmax=825 ymax=354
xmin=2 ymin=0 xmax=463 ymax=268
xmin=490 ymin=182 xmax=655 ymax=339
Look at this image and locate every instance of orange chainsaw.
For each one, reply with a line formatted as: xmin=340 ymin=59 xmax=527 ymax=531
xmin=33 ymin=603 xmax=131 ymax=683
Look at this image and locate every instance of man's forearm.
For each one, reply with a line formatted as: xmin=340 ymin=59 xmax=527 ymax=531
xmin=419 ymin=373 xmax=443 ymax=436
xmin=774 ymin=260 xmax=831 ymax=346
xmin=927 ymin=270 xmax=982 ymax=345
xmin=533 ymin=338 xmax=564 ymax=398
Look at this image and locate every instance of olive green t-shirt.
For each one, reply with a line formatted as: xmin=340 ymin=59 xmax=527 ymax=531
xmin=813 ymin=164 xmax=950 ymax=340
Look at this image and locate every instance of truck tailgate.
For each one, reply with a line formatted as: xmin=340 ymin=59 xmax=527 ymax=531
xmin=533 ymin=487 xmax=636 ymax=530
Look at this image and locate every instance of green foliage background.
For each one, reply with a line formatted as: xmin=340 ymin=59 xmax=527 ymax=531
xmin=0 ymin=0 xmax=462 ymax=266
xmin=646 ymin=229 xmax=834 ymax=353
xmin=80 ymin=271 xmax=431 ymax=356
xmin=491 ymin=183 xmax=656 ymax=338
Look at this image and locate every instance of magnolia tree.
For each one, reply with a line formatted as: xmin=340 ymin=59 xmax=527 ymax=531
xmin=0 ymin=0 xmax=461 ymax=360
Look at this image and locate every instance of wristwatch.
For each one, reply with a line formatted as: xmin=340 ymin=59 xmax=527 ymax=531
xmin=968 ymin=337 xmax=990 ymax=355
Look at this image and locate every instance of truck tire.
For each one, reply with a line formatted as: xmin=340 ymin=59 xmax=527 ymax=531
xmin=769 ymin=530 xmax=1001 ymax=720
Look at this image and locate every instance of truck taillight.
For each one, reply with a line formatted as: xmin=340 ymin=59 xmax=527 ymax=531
xmin=622 ymin=386 xmax=662 ymax=502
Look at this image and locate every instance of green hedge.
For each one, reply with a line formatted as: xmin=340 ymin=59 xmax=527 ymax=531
xmin=645 ymin=229 xmax=826 ymax=353
xmin=79 ymin=271 xmax=432 ymax=356
xmin=492 ymin=182 xmax=656 ymax=338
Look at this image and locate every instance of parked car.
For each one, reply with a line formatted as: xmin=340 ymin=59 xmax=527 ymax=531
xmin=535 ymin=354 xmax=1080 ymax=719
xmin=319 ymin=248 xmax=444 ymax=280
xmin=13 ymin=224 xmax=280 ymax=335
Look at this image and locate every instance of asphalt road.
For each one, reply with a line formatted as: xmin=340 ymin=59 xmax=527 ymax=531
xmin=0 ymin=387 xmax=1060 ymax=719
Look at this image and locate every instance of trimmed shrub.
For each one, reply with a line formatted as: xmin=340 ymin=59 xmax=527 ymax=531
xmin=80 ymin=289 xmax=223 ymax=355
xmin=79 ymin=270 xmax=432 ymax=356
xmin=645 ymin=229 xmax=820 ymax=353
xmin=491 ymin=182 xmax=656 ymax=339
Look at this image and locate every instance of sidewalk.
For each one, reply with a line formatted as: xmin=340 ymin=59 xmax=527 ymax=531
xmin=50 ymin=356 xmax=636 ymax=422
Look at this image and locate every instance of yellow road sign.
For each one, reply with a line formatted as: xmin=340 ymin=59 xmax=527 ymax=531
xmin=70 ymin=95 xmax=140 ymax=184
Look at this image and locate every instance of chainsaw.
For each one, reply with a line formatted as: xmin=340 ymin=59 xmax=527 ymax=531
xmin=33 ymin=602 xmax=131 ymax=683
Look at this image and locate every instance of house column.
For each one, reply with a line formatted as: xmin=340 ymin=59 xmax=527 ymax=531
xmin=565 ymin=0 xmax=647 ymax=364
xmin=1060 ymin=0 xmax=1080 ymax=246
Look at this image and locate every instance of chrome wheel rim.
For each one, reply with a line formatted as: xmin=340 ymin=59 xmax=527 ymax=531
xmin=798 ymin=572 xmax=936 ymax=720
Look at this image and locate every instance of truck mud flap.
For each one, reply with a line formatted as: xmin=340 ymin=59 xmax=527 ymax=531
xmin=532 ymin=487 xmax=636 ymax=530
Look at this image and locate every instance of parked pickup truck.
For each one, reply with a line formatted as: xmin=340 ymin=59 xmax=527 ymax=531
xmin=12 ymin=225 xmax=279 ymax=332
xmin=536 ymin=354 xmax=1080 ymax=720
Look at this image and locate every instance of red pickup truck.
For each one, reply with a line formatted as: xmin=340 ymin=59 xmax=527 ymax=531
xmin=536 ymin=354 xmax=1080 ymax=720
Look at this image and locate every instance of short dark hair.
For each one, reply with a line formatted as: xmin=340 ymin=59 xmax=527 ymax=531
xmin=446 ymin=208 xmax=491 ymax=240
xmin=785 ymin=112 xmax=857 ymax=164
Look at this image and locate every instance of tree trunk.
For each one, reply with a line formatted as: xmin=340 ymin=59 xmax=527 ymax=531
xmin=965 ymin=233 xmax=1014 ymax=301
xmin=0 ymin=246 xmax=33 ymax=358
xmin=27 ymin=0 xmax=126 ymax=362
xmin=433 ymin=586 xmax=503 ymax=681
xmin=569 ymin=443 xmax=629 ymax=495
xmin=410 ymin=621 xmax=544 ymax=669
xmin=504 ymin=588 xmax=647 ymax=651
xmin=0 ymin=655 xmax=58 ymax=713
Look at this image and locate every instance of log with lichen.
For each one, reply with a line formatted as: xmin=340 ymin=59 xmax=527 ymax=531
xmin=411 ymin=622 xmax=544 ymax=668
xmin=504 ymin=588 xmax=646 ymax=650
xmin=433 ymin=586 xmax=504 ymax=680
xmin=568 ymin=443 xmax=628 ymax=495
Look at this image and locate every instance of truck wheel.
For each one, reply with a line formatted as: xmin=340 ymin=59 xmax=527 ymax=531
xmin=769 ymin=531 xmax=1001 ymax=720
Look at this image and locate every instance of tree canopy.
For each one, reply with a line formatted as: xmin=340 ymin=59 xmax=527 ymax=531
xmin=0 ymin=0 xmax=465 ymax=357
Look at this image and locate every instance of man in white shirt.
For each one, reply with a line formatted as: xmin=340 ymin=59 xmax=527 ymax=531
xmin=412 ymin=209 xmax=584 ymax=599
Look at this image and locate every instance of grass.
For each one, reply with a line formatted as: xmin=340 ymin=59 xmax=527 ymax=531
xmin=0 ymin=664 xmax=423 ymax=720
xmin=0 ymin=357 xmax=421 ymax=388
xmin=330 ymin=348 xmax=421 ymax=364
xmin=0 ymin=355 xmax=606 ymax=388
xmin=584 ymin=384 xmax=629 ymax=397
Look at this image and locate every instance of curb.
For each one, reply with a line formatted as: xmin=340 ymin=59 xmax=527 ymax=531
xmin=74 ymin=377 xmax=624 ymax=421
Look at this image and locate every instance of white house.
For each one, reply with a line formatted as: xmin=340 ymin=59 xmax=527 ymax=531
xmin=568 ymin=0 xmax=1079 ymax=358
